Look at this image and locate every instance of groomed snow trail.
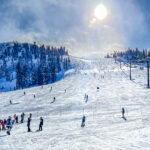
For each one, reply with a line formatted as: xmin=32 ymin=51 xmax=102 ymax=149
xmin=0 ymin=57 xmax=150 ymax=150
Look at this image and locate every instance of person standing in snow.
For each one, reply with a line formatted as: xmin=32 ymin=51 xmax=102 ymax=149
xmin=21 ymin=113 xmax=25 ymax=123
xmin=24 ymin=91 xmax=26 ymax=95
xmin=14 ymin=114 xmax=16 ymax=122
xmin=16 ymin=115 xmax=18 ymax=123
xmin=81 ymin=115 xmax=86 ymax=127
xmin=27 ymin=117 xmax=31 ymax=132
xmin=1 ymin=120 xmax=6 ymax=130
xmin=53 ymin=97 xmax=55 ymax=102
xmin=6 ymin=117 xmax=11 ymax=129
xmin=51 ymin=97 xmax=55 ymax=103
xmin=10 ymin=100 xmax=12 ymax=104
xmin=86 ymin=95 xmax=88 ymax=103
xmin=122 ymin=107 xmax=125 ymax=118
xmin=50 ymin=86 xmax=52 ymax=92
xmin=34 ymin=95 xmax=35 ymax=99
xmin=39 ymin=117 xmax=43 ymax=131
xmin=6 ymin=116 xmax=13 ymax=135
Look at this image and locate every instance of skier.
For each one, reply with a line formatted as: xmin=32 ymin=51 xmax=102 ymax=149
xmin=39 ymin=117 xmax=43 ymax=131
xmin=27 ymin=117 xmax=31 ymax=132
xmin=50 ymin=86 xmax=52 ymax=92
xmin=21 ymin=113 xmax=25 ymax=123
xmin=24 ymin=91 xmax=26 ymax=95
xmin=6 ymin=117 xmax=11 ymax=129
xmin=34 ymin=95 xmax=35 ymax=99
xmin=14 ymin=114 xmax=16 ymax=121
xmin=1 ymin=120 xmax=6 ymax=130
xmin=6 ymin=116 xmax=13 ymax=135
xmin=10 ymin=100 xmax=12 ymax=104
xmin=53 ymin=97 xmax=55 ymax=102
xmin=122 ymin=107 xmax=125 ymax=118
xmin=81 ymin=115 xmax=86 ymax=127
xmin=4 ymin=119 xmax=6 ymax=125
xmin=16 ymin=115 xmax=18 ymax=123
xmin=86 ymin=95 xmax=88 ymax=103
xmin=51 ymin=97 xmax=55 ymax=103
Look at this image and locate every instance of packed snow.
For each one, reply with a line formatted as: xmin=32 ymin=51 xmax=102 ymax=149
xmin=0 ymin=57 xmax=150 ymax=150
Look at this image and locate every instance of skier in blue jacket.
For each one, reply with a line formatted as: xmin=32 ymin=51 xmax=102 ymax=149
xmin=81 ymin=115 xmax=86 ymax=127
xmin=122 ymin=107 xmax=125 ymax=118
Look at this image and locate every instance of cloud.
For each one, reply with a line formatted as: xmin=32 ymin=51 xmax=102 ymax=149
xmin=0 ymin=0 xmax=148 ymax=56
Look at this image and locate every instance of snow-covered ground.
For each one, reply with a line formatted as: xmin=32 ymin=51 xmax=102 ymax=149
xmin=0 ymin=57 xmax=150 ymax=150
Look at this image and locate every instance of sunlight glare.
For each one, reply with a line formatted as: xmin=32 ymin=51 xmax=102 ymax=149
xmin=94 ymin=4 xmax=108 ymax=20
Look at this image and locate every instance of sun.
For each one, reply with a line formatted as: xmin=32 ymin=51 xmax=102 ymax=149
xmin=94 ymin=4 xmax=108 ymax=20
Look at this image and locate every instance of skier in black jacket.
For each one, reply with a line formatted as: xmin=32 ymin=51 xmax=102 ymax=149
xmin=27 ymin=117 xmax=31 ymax=132
xmin=21 ymin=113 xmax=25 ymax=123
xmin=39 ymin=117 xmax=43 ymax=131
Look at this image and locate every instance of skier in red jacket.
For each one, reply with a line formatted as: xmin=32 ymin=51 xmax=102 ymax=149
xmin=1 ymin=121 xmax=6 ymax=130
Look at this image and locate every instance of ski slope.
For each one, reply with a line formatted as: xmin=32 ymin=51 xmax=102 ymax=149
xmin=0 ymin=57 xmax=150 ymax=150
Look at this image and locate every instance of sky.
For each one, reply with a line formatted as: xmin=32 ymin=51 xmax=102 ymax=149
xmin=0 ymin=0 xmax=150 ymax=56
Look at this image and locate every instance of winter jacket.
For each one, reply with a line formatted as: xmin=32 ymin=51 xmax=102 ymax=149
xmin=27 ymin=118 xmax=31 ymax=126
xmin=40 ymin=119 xmax=43 ymax=126
xmin=122 ymin=108 xmax=125 ymax=114
xmin=82 ymin=116 xmax=86 ymax=123
xmin=1 ymin=121 xmax=5 ymax=127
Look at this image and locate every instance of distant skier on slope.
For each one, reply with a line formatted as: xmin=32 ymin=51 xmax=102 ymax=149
xmin=15 ymin=115 xmax=18 ymax=123
xmin=10 ymin=100 xmax=12 ymax=104
xmin=39 ymin=117 xmax=43 ymax=131
xmin=81 ymin=115 xmax=86 ymax=127
xmin=85 ymin=95 xmax=88 ymax=103
xmin=6 ymin=116 xmax=13 ymax=135
xmin=1 ymin=120 xmax=6 ymax=130
xmin=14 ymin=114 xmax=16 ymax=122
xmin=27 ymin=117 xmax=31 ymax=132
xmin=122 ymin=107 xmax=125 ymax=118
xmin=21 ymin=113 xmax=25 ymax=123
xmin=97 ymin=87 xmax=100 ymax=91
xmin=51 ymin=97 xmax=56 ymax=103
xmin=50 ymin=86 xmax=52 ymax=92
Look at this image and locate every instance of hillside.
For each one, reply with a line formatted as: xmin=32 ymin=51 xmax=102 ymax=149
xmin=0 ymin=57 xmax=150 ymax=150
xmin=0 ymin=42 xmax=70 ymax=92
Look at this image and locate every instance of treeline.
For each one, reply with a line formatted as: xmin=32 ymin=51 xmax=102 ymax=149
xmin=0 ymin=42 xmax=70 ymax=90
xmin=106 ymin=48 xmax=150 ymax=60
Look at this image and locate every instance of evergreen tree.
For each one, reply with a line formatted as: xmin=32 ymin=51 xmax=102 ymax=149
xmin=37 ymin=65 xmax=43 ymax=85
xmin=16 ymin=61 xmax=22 ymax=89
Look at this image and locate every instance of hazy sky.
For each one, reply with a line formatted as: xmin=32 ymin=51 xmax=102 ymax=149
xmin=0 ymin=0 xmax=149 ymax=56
